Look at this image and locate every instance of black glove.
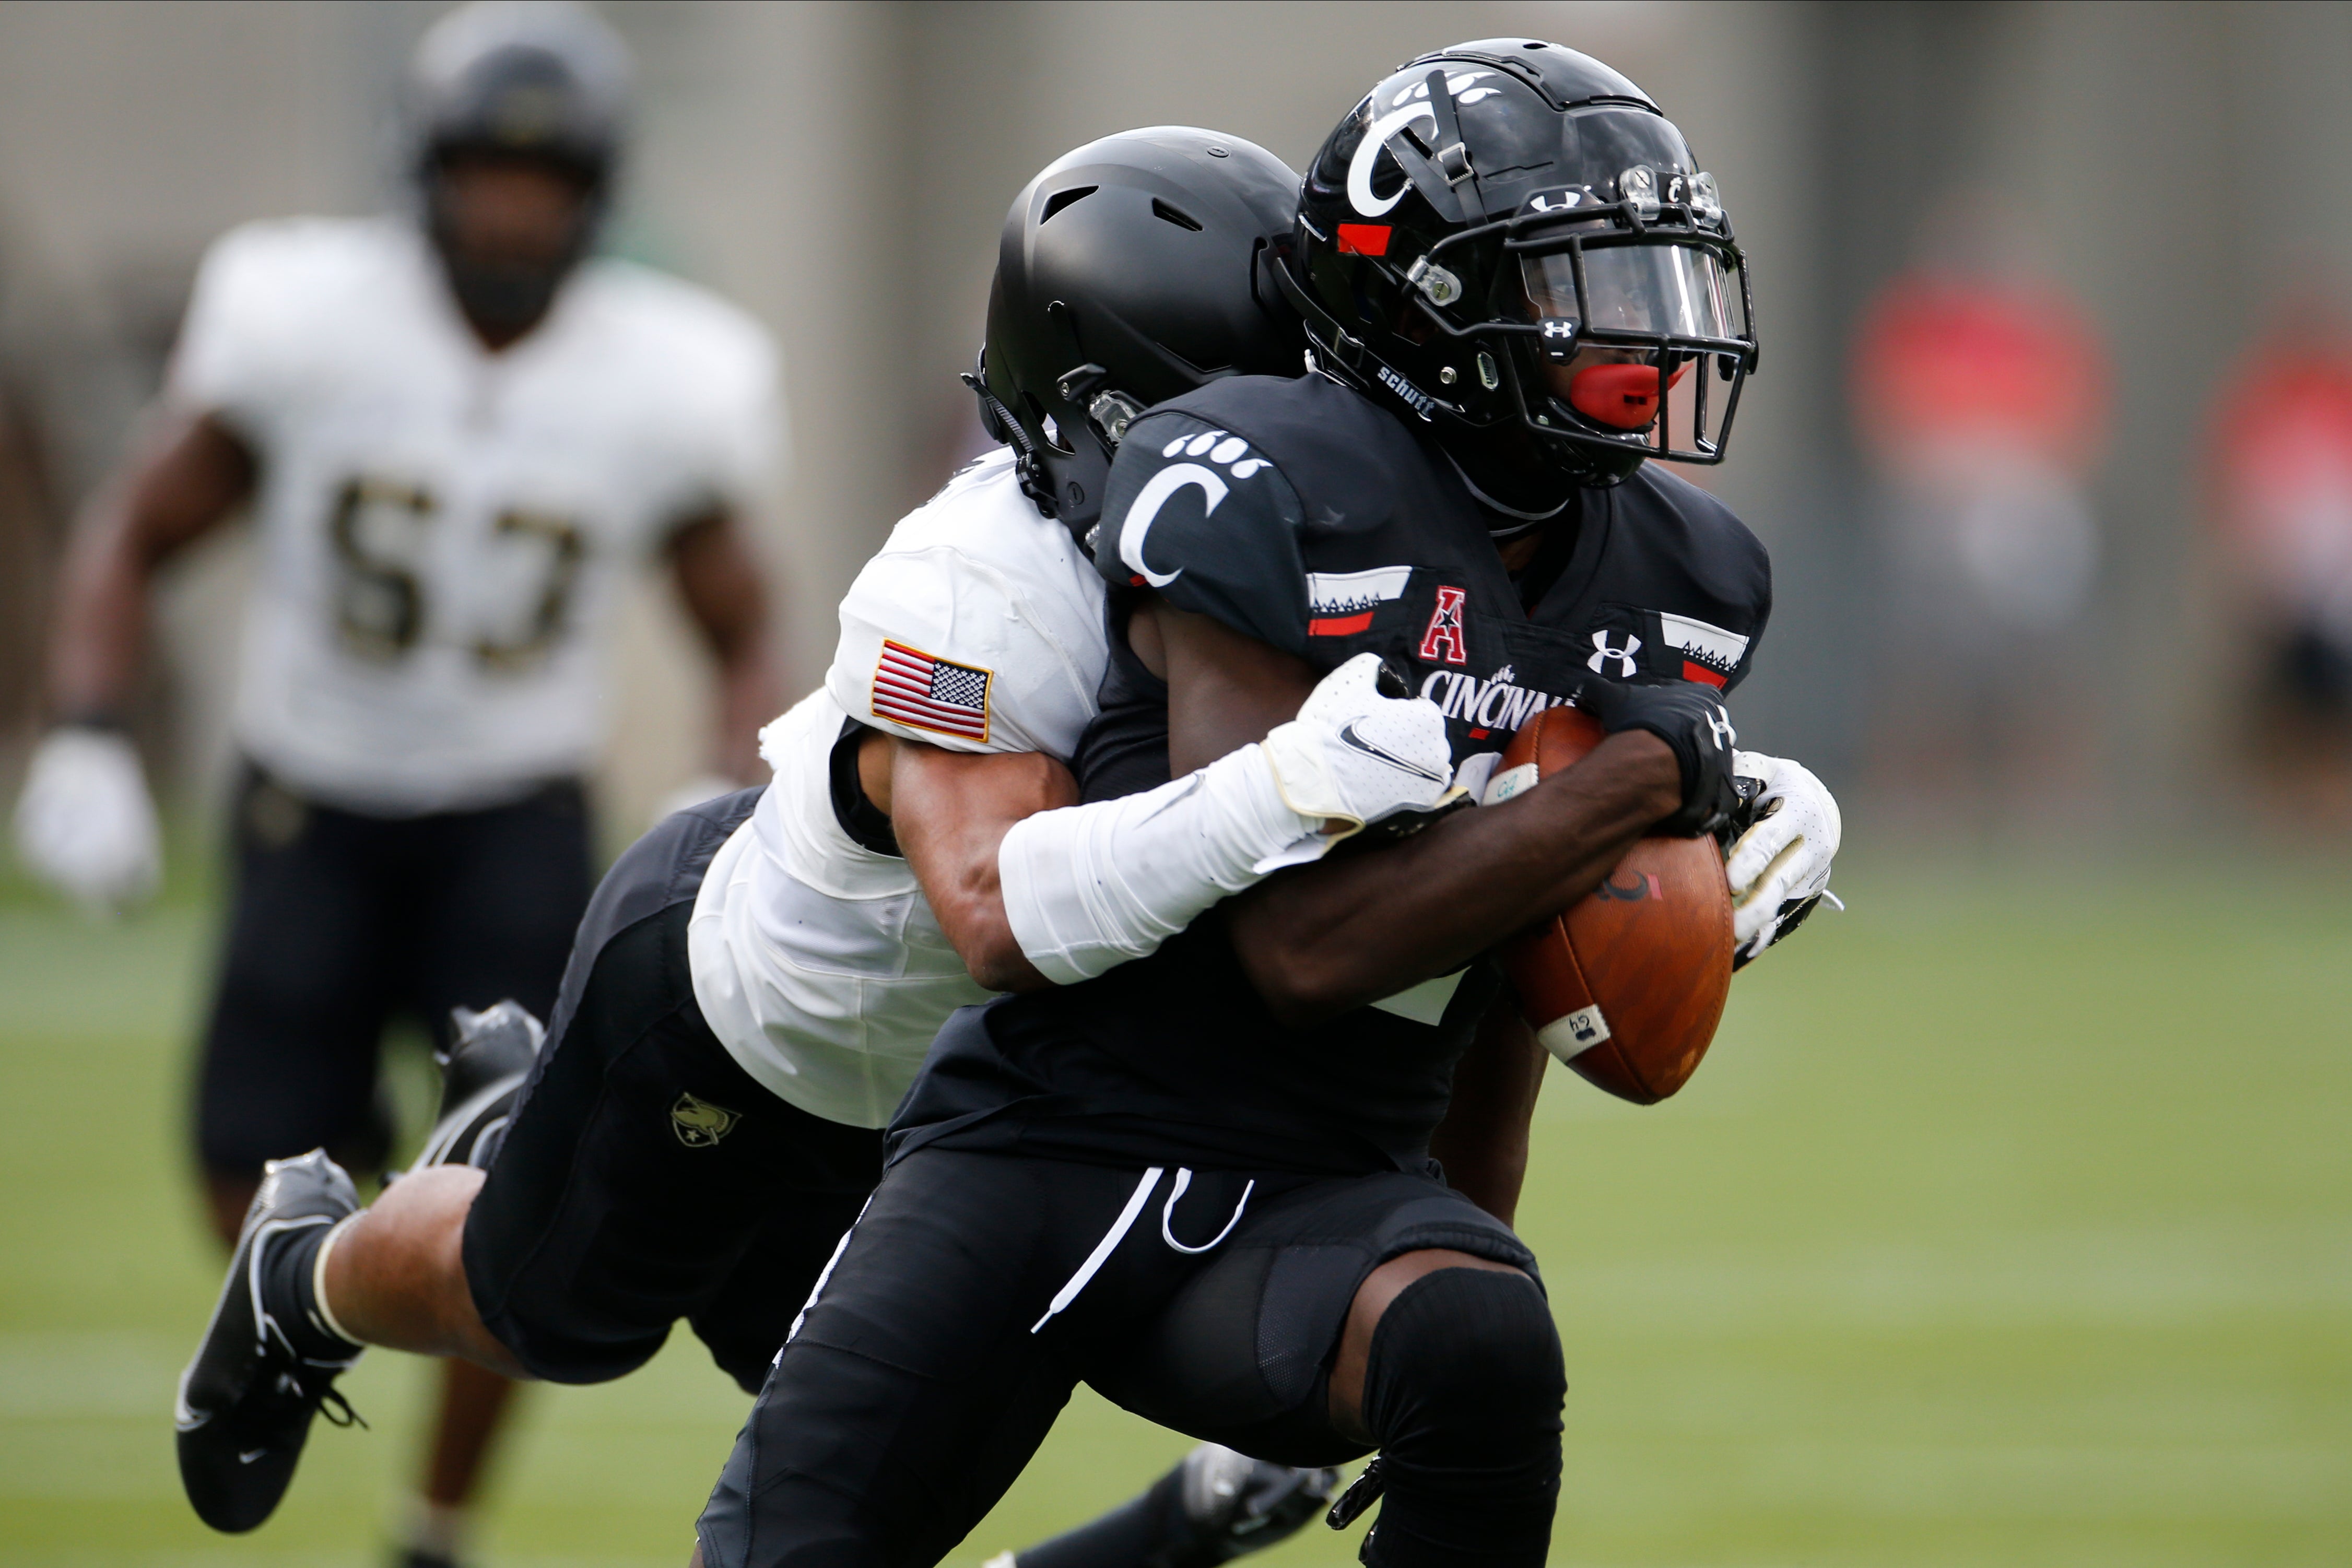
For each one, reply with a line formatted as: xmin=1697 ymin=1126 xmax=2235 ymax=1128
xmin=1573 ymin=676 xmax=1741 ymax=836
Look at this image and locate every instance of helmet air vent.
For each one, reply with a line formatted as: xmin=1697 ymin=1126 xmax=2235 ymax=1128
xmin=1151 ymin=199 xmax=1205 ymax=232
xmin=1041 ymin=186 xmax=1097 ymax=223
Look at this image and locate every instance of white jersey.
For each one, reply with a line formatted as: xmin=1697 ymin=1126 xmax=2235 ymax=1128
xmin=172 ymin=216 xmax=782 ymax=815
xmin=688 ymin=452 xmax=1108 ymax=1126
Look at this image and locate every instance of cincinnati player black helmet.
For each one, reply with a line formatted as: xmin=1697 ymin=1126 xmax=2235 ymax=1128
xmin=1281 ymin=40 xmax=1759 ymax=516
xmin=969 ymin=127 xmax=1307 ymax=539
xmin=406 ymin=1 xmax=631 ymax=329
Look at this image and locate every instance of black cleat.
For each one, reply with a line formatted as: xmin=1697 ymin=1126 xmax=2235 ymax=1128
xmin=1177 ymin=1445 xmax=1342 ymax=1565
xmin=175 ymin=1150 xmax=366 ymax=1532
xmin=414 ymin=1000 xmax=545 ymax=1170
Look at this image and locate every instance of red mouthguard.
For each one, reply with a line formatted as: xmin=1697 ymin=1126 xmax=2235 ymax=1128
xmin=1568 ymin=361 xmax=1689 ymax=429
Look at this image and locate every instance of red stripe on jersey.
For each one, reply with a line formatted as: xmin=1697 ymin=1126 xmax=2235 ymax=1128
xmin=1336 ymin=224 xmax=1392 ymax=256
xmin=1307 ymin=611 xmax=1375 ymax=637
xmin=1681 ymin=661 xmax=1728 ymax=688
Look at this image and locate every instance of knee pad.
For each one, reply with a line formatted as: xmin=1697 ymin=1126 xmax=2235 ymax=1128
xmin=1358 ymin=1266 xmax=1564 ymax=1568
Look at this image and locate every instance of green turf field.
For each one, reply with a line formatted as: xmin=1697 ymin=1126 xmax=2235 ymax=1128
xmin=2 ymin=850 xmax=2347 ymax=1566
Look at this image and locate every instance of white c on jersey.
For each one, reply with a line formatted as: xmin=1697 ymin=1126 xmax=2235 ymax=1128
xmin=687 ymin=452 xmax=1108 ymax=1127
xmin=172 ymin=216 xmax=782 ymax=815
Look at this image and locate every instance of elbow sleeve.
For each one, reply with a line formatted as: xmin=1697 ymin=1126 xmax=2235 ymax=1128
xmin=998 ymin=745 xmax=1324 ymax=986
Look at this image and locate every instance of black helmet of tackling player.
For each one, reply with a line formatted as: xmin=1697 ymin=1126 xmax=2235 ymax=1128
xmin=406 ymin=0 xmax=632 ymax=332
xmin=1282 ymin=41 xmax=1759 ymax=519
xmin=968 ymin=127 xmax=1307 ymax=544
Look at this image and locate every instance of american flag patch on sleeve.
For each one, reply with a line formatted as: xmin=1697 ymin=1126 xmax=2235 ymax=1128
xmin=871 ymin=639 xmax=992 ymax=742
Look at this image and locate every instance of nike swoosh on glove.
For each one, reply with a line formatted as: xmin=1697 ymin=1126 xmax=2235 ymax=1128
xmin=1260 ymin=653 xmax=1456 ymax=841
xmin=1725 ymin=749 xmax=1841 ymax=966
xmin=12 ymin=726 xmax=162 ymax=916
xmin=1572 ymin=676 xmax=1741 ymax=836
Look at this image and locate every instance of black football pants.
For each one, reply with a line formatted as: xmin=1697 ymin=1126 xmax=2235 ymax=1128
xmin=695 ymin=1145 xmax=1558 ymax=1568
xmin=197 ymin=766 xmax=592 ymax=1176
xmin=461 ymin=787 xmax=884 ymax=1394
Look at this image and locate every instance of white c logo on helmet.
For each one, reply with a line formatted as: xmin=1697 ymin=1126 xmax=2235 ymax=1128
xmin=1120 ymin=463 xmax=1229 ymax=588
xmin=1347 ymin=102 xmax=1439 ymax=217
xmin=1347 ymin=73 xmax=1500 ymax=218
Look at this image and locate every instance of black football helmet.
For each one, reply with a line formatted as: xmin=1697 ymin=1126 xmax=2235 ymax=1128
xmin=1280 ymin=40 xmax=1759 ymax=517
xmin=968 ymin=126 xmax=1307 ymax=541
xmin=405 ymin=1 xmax=632 ymax=331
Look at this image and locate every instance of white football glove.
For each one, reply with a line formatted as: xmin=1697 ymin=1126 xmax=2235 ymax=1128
xmin=13 ymin=726 xmax=162 ymax=916
xmin=1260 ymin=652 xmax=1456 ymax=841
xmin=1725 ymin=749 xmax=1841 ymax=964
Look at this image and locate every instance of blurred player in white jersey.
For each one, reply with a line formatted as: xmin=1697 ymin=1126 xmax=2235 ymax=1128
xmin=13 ymin=5 xmax=783 ymax=1562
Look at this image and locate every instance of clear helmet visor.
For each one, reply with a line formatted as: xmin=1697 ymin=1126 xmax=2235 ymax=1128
xmin=1521 ymin=242 xmax=1746 ymax=342
xmin=1513 ymin=240 xmax=1753 ymax=454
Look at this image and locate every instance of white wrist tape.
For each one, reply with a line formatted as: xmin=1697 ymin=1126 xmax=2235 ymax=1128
xmin=999 ymin=744 xmax=1325 ymax=986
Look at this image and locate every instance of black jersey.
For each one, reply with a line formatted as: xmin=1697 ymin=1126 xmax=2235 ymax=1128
xmin=891 ymin=373 xmax=1770 ymax=1176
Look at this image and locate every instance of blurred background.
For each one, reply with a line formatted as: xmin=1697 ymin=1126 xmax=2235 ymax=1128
xmin=1 ymin=3 xmax=2346 ymax=1566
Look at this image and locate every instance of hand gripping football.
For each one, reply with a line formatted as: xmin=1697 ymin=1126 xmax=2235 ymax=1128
xmin=1490 ymin=704 xmax=1734 ymax=1103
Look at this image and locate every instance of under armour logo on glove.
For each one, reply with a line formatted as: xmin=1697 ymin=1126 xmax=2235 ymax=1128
xmin=1587 ymin=630 xmax=1641 ymax=678
xmin=1571 ymin=675 xmax=1741 ymax=838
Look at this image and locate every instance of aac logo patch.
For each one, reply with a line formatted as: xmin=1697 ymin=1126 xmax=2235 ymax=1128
xmin=1418 ymin=585 xmax=1468 ymax=665
xmin=671 ymin=1092 xmax=740 ymax=1149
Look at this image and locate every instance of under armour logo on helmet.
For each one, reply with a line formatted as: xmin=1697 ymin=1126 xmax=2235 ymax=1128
xmin=1587 ymin=630 xmax=1641 ymax=678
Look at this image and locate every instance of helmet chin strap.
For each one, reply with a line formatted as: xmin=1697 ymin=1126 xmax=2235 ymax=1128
xmin=960 ymin=359 xmax=1059 ymax=523
xmin=1293 ymin=287 xmax=1586 ymax=538
xmin=1440 ymin=448 xmax=1577 ymax=536
xmin=1292 ymin=299 xmax=1579 ymax=539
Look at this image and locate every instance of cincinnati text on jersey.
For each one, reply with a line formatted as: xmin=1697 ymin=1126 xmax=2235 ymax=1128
xmin=1419 ymin=664 xmax=1573 ymax=737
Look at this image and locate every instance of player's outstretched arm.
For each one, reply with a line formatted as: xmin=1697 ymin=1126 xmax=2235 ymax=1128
xmin=993 ymin=642 xmax=1459 ymax=988
xmin=49 ymin=409 xmax=254 ymax=721
xmin=15 ymin=410 xmax=253 ymax=913
xmin=1148 ymin=602 xmax=1701 ymax=1028
xmin=668 ymin=509 xmax=786 ymax=786
xmin=879 ymin=738 xmax=1076 ymax=992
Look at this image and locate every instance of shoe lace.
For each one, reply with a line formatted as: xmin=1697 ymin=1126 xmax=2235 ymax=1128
xmin=314 ymin=1384 xmax=368 ymax=1430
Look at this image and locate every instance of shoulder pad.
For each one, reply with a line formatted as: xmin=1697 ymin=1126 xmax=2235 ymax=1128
xmin=1097 ymin=376 xmax=1424 ymax=653
xmin=1098 ymin=405 xmax=1310 ymax=654
xmin=826 ymin=460 xmax=1104 ymax=757
xmin=1612 ymin=466 xmax=1773 ymax=689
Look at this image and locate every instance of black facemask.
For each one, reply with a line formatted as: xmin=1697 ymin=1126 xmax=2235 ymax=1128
xmin=437 ymin=251 xmax=567 ymax=338
xmin=422 ymin=156 xmax=597 ymax=343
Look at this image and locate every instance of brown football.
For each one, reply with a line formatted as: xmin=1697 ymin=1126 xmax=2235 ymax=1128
xmin=1492 ymin=705 xmax=1733 ymax=1104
